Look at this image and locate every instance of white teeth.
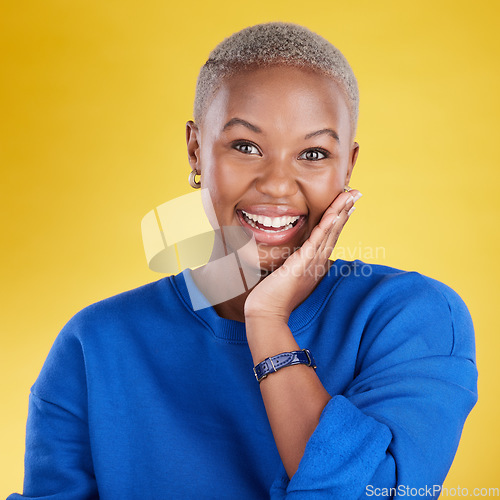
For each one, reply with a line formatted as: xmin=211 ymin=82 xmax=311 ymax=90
xmin=272 ymin=217 xmax=285 ymax=228
xmin=241 ymin=210 xmax=300 ymax=228
xmin=241 ymin=210 xmax=300 ymax=232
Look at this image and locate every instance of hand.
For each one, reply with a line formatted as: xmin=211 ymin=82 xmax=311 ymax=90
xmin=244 ymin=189 xmax=362 ymax=323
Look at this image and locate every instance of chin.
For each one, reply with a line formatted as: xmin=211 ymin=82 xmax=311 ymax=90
xmin=255 ymin=246 xmax=297 ymax=274
xmin=233 ymin=243 xmax=287 ymax=275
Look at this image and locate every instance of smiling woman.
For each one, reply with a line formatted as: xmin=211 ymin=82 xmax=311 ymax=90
xmin=8 ymin=22 xmax=477 ymax=500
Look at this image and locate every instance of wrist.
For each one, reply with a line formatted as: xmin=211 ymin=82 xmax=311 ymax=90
xmin=245 ymin=315 xmax=298 ymax=364
xmin=244 ymin=313 xmax=290 ymax=337
xmin=244 ymin=291 xmax=292 ymax=323
xmin=244 ymin=309 xmax=290 ymax=324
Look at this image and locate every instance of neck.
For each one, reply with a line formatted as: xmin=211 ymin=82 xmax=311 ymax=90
xmin=189 ymin=229 xmax=270 ymax=323
xmin=190 ymin=264 xmax=267 ymax=323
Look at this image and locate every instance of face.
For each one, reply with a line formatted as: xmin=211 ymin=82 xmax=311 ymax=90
xmin=186 ymin=65 xmax=359 ymax=274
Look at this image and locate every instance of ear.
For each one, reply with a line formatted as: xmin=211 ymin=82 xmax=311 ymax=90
xmin=186 ymin=120 xmax=201 ymax=170
xmin=344 ymin=141 xmax=359 ymax=186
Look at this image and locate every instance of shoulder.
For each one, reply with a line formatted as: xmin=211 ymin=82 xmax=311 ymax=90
xmin=36 ymin=273 xmax=187 ymax=376
xmin=330 ymin=260 xmax=475 ymax=361
xmin=332 ymin=259 xmax=471 ymax=313
xmin=59 ymin=274 xmax=183 ymax=340
xmin=32 ymin=274 xmax=184 ymax=404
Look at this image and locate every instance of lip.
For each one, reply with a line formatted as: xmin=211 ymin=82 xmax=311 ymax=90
xmin=236 ymin=209 xmax=307 ymax=246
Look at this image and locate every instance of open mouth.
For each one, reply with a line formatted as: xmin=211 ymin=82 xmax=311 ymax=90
xmin=240 ymin=210 xmax=301 ymax=233
xmin=236 ymin=209 xmax=307 ymax=246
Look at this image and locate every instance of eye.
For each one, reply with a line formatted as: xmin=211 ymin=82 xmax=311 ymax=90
xmin=299 ymin=148 xmax=330 ymax=161
xmin=233 ymin=142 xmax=261 ymax=155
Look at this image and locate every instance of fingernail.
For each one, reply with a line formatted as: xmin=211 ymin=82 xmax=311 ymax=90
xmin=352 ymin=192 xmax=363 ymax=203
xmin=345 ymin=195 xmax=354 ymax=206
xmin=347 ymin=206 xmax=356 ymax=216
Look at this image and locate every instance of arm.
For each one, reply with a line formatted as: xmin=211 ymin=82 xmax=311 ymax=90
xmin=244 ymin=189 xmax=359 ymax=480
xmin=266 ymin=274 xmax=478 ymax=499
xmin=7 ymin=314 xmax=98 ymax=500
xmin=245 ymin=316 xmax=332 ymax=479
xmin=8 ymin=393 xmax=98 ymax=500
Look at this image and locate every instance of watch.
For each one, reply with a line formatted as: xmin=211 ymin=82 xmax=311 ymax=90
xmin=253 ymin=349 xmax=317 ymax=383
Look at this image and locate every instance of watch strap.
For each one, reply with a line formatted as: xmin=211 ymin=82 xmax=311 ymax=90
xmin=253 ymin=349 xmax=316 ymax=383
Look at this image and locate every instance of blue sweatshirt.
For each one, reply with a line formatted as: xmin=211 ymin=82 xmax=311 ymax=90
xmin=8 ymin=259 xmax=478 ymax=499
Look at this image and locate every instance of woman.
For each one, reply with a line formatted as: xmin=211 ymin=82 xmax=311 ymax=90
xmin=9 ymin=22 xmax=477 ymax=499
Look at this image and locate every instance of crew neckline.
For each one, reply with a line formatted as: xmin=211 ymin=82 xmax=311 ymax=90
xmin=168 ymin=259 xmax=348 ymax=343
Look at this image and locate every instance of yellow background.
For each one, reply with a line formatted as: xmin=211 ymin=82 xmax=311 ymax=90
xmin=1 ymin=0 xmax=499 ymax=495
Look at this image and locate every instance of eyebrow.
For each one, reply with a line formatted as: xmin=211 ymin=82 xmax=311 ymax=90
xmin=222 ymin=118 xmax=262 ymax=134
xmin=304 ymin=128 xmax=340 ymax=143
xmin=222 ymin=117 xmax=340 ymax=144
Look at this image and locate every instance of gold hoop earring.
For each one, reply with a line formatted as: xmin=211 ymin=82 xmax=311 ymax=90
xmin=189 ymin=170 xmax=201 ymax=189
xmin=343 ymin=185 xmax=352 ymax=192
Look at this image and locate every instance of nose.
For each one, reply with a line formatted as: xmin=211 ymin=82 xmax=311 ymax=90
xmin=254 ymin=158 xmax=299 ymax=199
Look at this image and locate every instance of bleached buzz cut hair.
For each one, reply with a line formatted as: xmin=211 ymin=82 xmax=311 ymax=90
xmin=193 ymin=22 xmax=359 ymax=138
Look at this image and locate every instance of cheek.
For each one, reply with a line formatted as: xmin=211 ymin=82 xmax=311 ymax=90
xmin=303 ymin=172 xmax=344 ymax=223
xmin=202 ymin=160 xmax=252 ymax=212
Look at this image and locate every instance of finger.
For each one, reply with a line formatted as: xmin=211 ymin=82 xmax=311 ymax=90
xmin=320 ymin=189 xmax=361 ymax=237
xmin=319 ymin=220 xmax=342 ymax=260
xmin=342 ymin=192 xmax=360 ymax=218
xmin=321 ymin=189 xmax=362 ymax=227
xmin=302 ymin=215 xmax=342 ymax=266
xmin=300 ymin=189 xmax=360 ymax=264
xmin=318 ymin=189 xmax=362 ymax=257
xmin=295 ymin=189 xmax=363 ymax=266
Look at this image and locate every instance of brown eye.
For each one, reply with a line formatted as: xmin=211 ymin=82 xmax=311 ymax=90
xmin=299 ymin=149 xmax=329 ymax=161
xmin=234 ymin=142 xmax=260 ymax=155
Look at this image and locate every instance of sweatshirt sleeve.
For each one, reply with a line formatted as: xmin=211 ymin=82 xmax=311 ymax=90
xmin=269 ymin=272 xmax=478 ymax=499
xmin=7 ymin=312 xmax=99 ymax=500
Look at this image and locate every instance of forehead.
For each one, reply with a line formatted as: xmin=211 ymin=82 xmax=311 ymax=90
xmin=203 ymin=66 xmax=351 ymax=137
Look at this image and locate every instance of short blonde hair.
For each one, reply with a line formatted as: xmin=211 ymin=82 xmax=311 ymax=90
xmin=194 ymin=22 xmax=359 ymax=137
